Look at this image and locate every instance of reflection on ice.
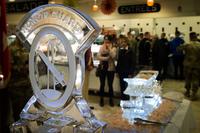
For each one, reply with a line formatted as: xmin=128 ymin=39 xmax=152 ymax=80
xmin=120 ymin=94 xmax=162 ymax=124
xmin=121 ymin=71 xmax=162 ymax=124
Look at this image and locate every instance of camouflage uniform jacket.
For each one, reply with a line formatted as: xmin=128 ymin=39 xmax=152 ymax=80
xmin=178 ymin=41 xmax=200 ymax=69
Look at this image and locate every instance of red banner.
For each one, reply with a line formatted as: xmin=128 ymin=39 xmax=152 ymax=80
xmin=0 ymin=0 xmax=11 ymax=87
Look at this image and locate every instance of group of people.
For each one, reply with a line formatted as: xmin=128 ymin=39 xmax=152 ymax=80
xmin=95 ymin=30 xmax=200 ymax=107
xmin=137 ymin=31 xmax=185 ymax=81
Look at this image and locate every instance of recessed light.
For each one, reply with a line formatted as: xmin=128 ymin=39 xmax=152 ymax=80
xmin=9 ymin=0 xmax=15 ymax=2
xmin=49 ymin=1 xmax=55 ymax=4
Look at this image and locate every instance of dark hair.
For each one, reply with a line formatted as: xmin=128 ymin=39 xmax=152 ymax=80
xmin=189 ymin=32 xmax=197 ymax=41
xmin=175 ymin=31 xmax=181 ymax=36
xmin=127 ymin=31 xmax=131 ymax=36
xmin=161 ymin=32 xmax=166 ymax=38
xmin=104 ymin=35 xmax=112 ymax=42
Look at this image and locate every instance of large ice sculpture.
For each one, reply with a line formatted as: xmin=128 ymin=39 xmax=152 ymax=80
xmin=10 ymin=4 xmax=106 ymax=133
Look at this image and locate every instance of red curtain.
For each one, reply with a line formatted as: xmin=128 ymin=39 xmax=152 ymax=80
xmin=0 ymin=0 xmax=11 ymax=86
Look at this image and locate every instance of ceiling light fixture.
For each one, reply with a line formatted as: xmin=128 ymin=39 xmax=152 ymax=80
xmin=9 ymin=0 xmax=15 ymax=2
xmin=92 ymin=0 xmax=98 ymax=12
xmin=147 ymin=0 xmax=154 ymax=6
xmin=49 ymin=0 xmax=56 ymax=4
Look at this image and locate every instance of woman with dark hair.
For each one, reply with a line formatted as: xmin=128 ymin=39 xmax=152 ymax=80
xmin=97 ymin=35 xmax=116 ymax=107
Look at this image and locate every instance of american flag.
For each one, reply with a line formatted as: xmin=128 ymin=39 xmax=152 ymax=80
xmin=0 ymin=0 xmax=11 ymax=87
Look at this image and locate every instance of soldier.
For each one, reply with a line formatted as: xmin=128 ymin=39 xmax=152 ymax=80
xmin=8 ymin=38 xmax=32 ymax=120
xmin=178 ymin=32 xmax=200 ymax=100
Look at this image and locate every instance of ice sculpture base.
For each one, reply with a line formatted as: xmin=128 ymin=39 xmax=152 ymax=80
xmin=10 ymin=95 xmax=106 ymax=133
xmin=120 ymin=94 xmax=162 ymax=124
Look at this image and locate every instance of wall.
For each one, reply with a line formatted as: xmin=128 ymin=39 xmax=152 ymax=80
xmin=78 ymin=0 xmax=200 ymax=20
xmin=155 ymin=16 xmax=200 ymax=42
xmin=7 ymin=0 xmax=200 ymax=24
xmin=79 ymin=0 xmax=200 ymax=43
xmin=6 ymin=0 xmax=200 ymax=42
xmin=97 ymin=16 xmax=200 ymax=43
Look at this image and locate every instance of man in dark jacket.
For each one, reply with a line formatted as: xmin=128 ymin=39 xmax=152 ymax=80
xmin=156 ymin=33 xmax=170 ymax=81
xmin=116 ymin=36 xmax=134 ymax=100
xmin=138 ymin=32 xmax=151 ymax=68
xmin=169 ymin=31 xmax=185 ymax=79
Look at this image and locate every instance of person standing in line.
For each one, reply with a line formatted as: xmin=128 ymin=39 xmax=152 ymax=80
xmin=169 ymin=31 xmax=185 ymax=79
xmin=127 ymin=31 xmax=138 ymax=73
xmin=167 ymin=34 xmax=175 ymax=78
xmin=136 ymin=33 xmax=144 ymax=42
xmin=178 ymin=32 xmax=200 ymax=100
xmin=82 ymin=48 xmax=94 ymax=102
xmin=138 ymin=32 xmax=151 ymax=69
xmin=151 ymin=34 xmax=160 ymax=70
xmin=97 ymin=35 xmax=116 ymax=107
xmin=156 ymin=33 xmax=170 ymax=81
xmin=116 ymin=36 xmax=135 ymax=101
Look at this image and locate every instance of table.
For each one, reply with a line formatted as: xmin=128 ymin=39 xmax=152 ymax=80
xmin=11 ymin=98 xmax=196 ymax=133
xmin=164 ymin=99 xmax=196 ymax=133
xmin=98 ymin=99 xmax=196 ymax=133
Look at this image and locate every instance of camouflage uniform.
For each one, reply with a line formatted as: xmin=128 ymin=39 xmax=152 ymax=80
xmin=178 ymin=41 xmax=200 ymax=100
xmin=8 ymin=39 xmax=32 ymax=120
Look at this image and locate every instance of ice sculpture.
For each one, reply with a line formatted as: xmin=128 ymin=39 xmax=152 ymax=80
xmin=120 ymin=71 xmax=162 ymax=123
xmin=10 ymin=4 xmax=106 ymax=133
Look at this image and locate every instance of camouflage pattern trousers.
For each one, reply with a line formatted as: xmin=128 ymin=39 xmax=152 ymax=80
xmin=184 ymin=67 xmax=200 ymax=94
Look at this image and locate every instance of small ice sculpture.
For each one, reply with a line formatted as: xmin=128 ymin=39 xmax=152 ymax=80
xmin=120 ymin=71 xmax=162 ymax=124
xmin=124 ymin=70 xmax=159 ymax=98
xmin=124 ymin=78 xmax=152 ymax=97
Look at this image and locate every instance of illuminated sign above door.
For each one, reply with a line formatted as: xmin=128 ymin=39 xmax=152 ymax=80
xmin=118 ymin=3 xmax=161 ymax=14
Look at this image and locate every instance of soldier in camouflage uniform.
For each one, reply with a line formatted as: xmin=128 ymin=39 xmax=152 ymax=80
xmin=8 ymin=38 xmax=32 ymax=120
xmin=178 ymin=32 xmax=200 ymax=100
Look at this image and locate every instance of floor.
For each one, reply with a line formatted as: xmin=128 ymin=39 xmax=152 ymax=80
xmin=87 ymin=79 xmax=200 ymax=133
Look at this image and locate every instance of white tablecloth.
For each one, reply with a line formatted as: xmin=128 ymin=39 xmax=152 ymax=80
xmin=164 ymin=99 xmax=196 ymax=133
